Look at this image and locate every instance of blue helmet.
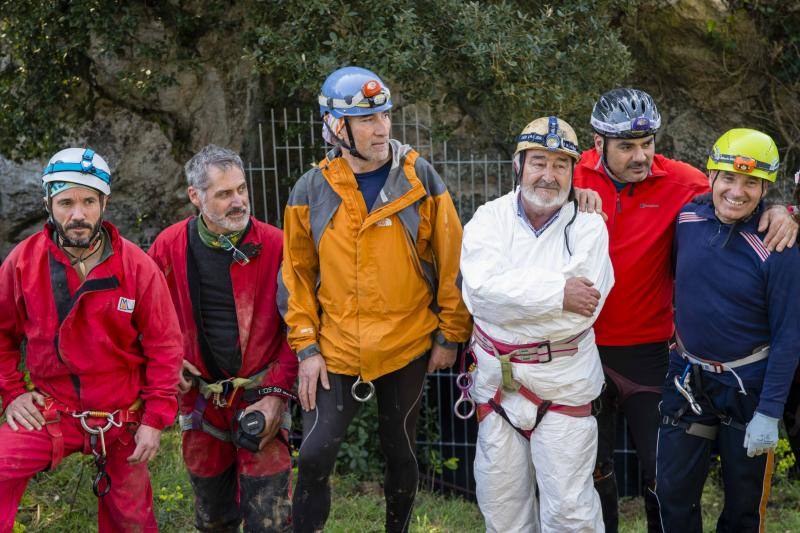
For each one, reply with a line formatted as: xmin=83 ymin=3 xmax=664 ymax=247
xmin=318 ymin=66 xmax=393 ymax=119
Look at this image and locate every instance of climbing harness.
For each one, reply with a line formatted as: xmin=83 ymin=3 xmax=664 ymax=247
xmin=661 ymin=335 xmax=771 ymax=441
xmin=178 ymin=365 xmax=295 ymax=444
xmin=472 ymin=323 xmax=588 ymax=391
xmin=73 ymin=410 xmax=122 ymax=497
xmin=455 ymin=324 xmax=591 ymax=436
xmin=351 ymin=376 xmax=375 ymax=402
xmin=477 ymin=384 xmax=592 ymax=441
xmin=39 ymin=395 xmax=141 ymax=498
xmin=674 ymin=335 xmax=769 ymax=395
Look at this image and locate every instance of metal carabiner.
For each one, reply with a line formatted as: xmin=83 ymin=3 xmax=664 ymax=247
xmin=92 ymin=455 xmax=111 ymax=497
xmin=73 ymin=411 xmax=122 ymax=435
xmin=351 ymin=376 xmax=375 ymax=402
xmin=674 ymin=375 xmax=703 ymax=416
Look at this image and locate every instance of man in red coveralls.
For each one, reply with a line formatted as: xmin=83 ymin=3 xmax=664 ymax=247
xmin=0 ymin=147 xmax=183 ymax=532
xmin=149 ymin=144 xmax=298 ymax=532
xmin=573 ymin=88 xmax=798 ymax=532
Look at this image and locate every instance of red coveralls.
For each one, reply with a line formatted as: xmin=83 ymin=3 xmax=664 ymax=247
xmin=148 ymin=217 xmax=298 ymax=532
xmin=0 ymin=222 xmax=182 ymax=532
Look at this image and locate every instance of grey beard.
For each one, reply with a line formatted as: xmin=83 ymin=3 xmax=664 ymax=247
xmin=201 ymin=204 xmax=250 ymax=233
xmin=521 ymin=184 xmax=569 ymax=209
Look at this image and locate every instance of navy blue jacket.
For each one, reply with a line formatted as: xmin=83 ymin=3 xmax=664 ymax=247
xmin=673 ymin=201 xmax=800 ymax=418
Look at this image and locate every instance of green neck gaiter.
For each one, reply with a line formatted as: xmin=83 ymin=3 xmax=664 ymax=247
xmin=197 ymin=215 xmax=244 ymax=249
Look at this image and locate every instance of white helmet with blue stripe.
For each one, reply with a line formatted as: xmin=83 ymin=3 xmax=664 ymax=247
xmin=42 ymin=148 xmax=112 ymax=196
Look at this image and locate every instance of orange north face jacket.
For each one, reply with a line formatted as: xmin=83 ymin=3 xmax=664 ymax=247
xmin=278 ymin=140 xmax=471 ymax=381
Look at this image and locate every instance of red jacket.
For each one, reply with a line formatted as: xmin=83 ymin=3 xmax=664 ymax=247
xmin=148 ymin=217 xmax=297 ymax=393
xmin=0 ymin=222 xmax=182 ymax=429
xmin=573 ymin=149 xmax=709 ymax=346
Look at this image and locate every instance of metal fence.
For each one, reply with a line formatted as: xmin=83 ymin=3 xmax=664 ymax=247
xmin=246 ymin=107 xmax=644 ymax=499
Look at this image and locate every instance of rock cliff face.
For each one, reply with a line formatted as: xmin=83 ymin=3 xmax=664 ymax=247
xmin=622 ymin=0 xmax=799 ymax=196
xmin=1 ymin=0 xmax=796 ymax=257
xmin=0 ymin=8 xmax=263 ymax=257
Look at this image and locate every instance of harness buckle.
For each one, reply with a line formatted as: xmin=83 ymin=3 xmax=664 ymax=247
xmin=709 ymin=361 xmax=725 ymax=374
xmin=536 ymin=341 xmax=552 ymax=363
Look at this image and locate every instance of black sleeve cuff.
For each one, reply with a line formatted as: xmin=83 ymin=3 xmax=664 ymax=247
xmin=297 ymin=344 xmax=321 ymax=362
xmin=434 ymin=330 xmax=458 ymax=349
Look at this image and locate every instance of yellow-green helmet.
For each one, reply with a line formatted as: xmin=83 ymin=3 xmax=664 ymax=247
xmin=706 ymin=128 xmax=779 ymax=182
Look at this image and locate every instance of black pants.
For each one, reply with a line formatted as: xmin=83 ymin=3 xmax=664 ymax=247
xmin=594 ymin=342 xmax=668 ymax=533
xmin=292 ymin=355 xmax=428 ymax=533
xmin=656 ymin=367 xmax=773 ymax=533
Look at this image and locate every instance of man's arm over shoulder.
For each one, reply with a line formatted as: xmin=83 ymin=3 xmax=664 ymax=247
xmin=132 ymin=254 xmax=183 ymax=429
xmin=278 ymin=172 xmax=322 ymax=359
xmin=0 ymin=246 xmax=27 ymax=411
xmin=758 ymin=247 xmax=800 ymax=418
xmin=416 ymin=157 xmax=472 ymax=344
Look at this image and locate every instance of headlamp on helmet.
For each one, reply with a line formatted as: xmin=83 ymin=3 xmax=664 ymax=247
xmin=591 ymin=88 xmax=661 ymax=139
xmin=706 ymin=129 xmax=779 ymax=183
xmin=318 ymin=67 xmax=393 ymax=119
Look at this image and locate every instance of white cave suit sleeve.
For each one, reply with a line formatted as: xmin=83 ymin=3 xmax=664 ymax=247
xmin=460 ymin=202 xmax=613 ymax=328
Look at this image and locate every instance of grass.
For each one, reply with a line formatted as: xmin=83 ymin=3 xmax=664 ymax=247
xmin=10 ymin=427 xmax=800 ymax=532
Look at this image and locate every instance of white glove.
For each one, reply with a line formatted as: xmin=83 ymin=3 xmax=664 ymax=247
xmin=743 ymin=412 xmax=779 ymax=458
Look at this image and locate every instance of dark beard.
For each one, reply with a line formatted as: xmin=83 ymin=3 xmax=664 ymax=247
xmin=55 ymin=220 xmax=102 ymax=248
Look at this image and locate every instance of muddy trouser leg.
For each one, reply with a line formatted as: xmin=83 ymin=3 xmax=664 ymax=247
xmin=238 ymin=429 xmax=293 ymax=533
xmin=292 ymin=373 xmax=361 ymax=533
xmin=374 ymin=354 xmax=428 ymax=533
xmin=182 ymin=410 xmax=241 ymax=533
xmin=594 ymin=378 xmax=620 ymax=533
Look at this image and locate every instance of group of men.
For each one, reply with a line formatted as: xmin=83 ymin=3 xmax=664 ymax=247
xmin=0 ymin=63 xmax=798 ymax=533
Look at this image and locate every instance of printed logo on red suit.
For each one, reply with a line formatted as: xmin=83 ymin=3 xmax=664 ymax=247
xmin=117 ymin=297 xmax=136 ymax=313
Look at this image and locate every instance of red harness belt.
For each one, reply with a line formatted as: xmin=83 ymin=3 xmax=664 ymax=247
xmin=41 ymin=396 xmax=141 ymax=470
xmin=471 ymin=325 xmax=592 ymax=440
xmin=476 ymin=386 xmax=592 ymax=440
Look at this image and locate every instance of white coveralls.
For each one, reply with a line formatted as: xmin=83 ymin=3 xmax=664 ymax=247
xmin=461 ymin=191 xmax=614 ymax=533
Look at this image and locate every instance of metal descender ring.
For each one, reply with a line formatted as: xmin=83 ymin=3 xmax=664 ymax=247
xmin=351 ymin=376 xmax=375 ymax=402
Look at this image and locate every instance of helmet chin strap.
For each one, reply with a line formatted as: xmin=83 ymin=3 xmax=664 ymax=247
xmin=46 ymin=193 xmax=106 ymax=249
xmin=322 ymin=116 xmax=367 ymax=160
